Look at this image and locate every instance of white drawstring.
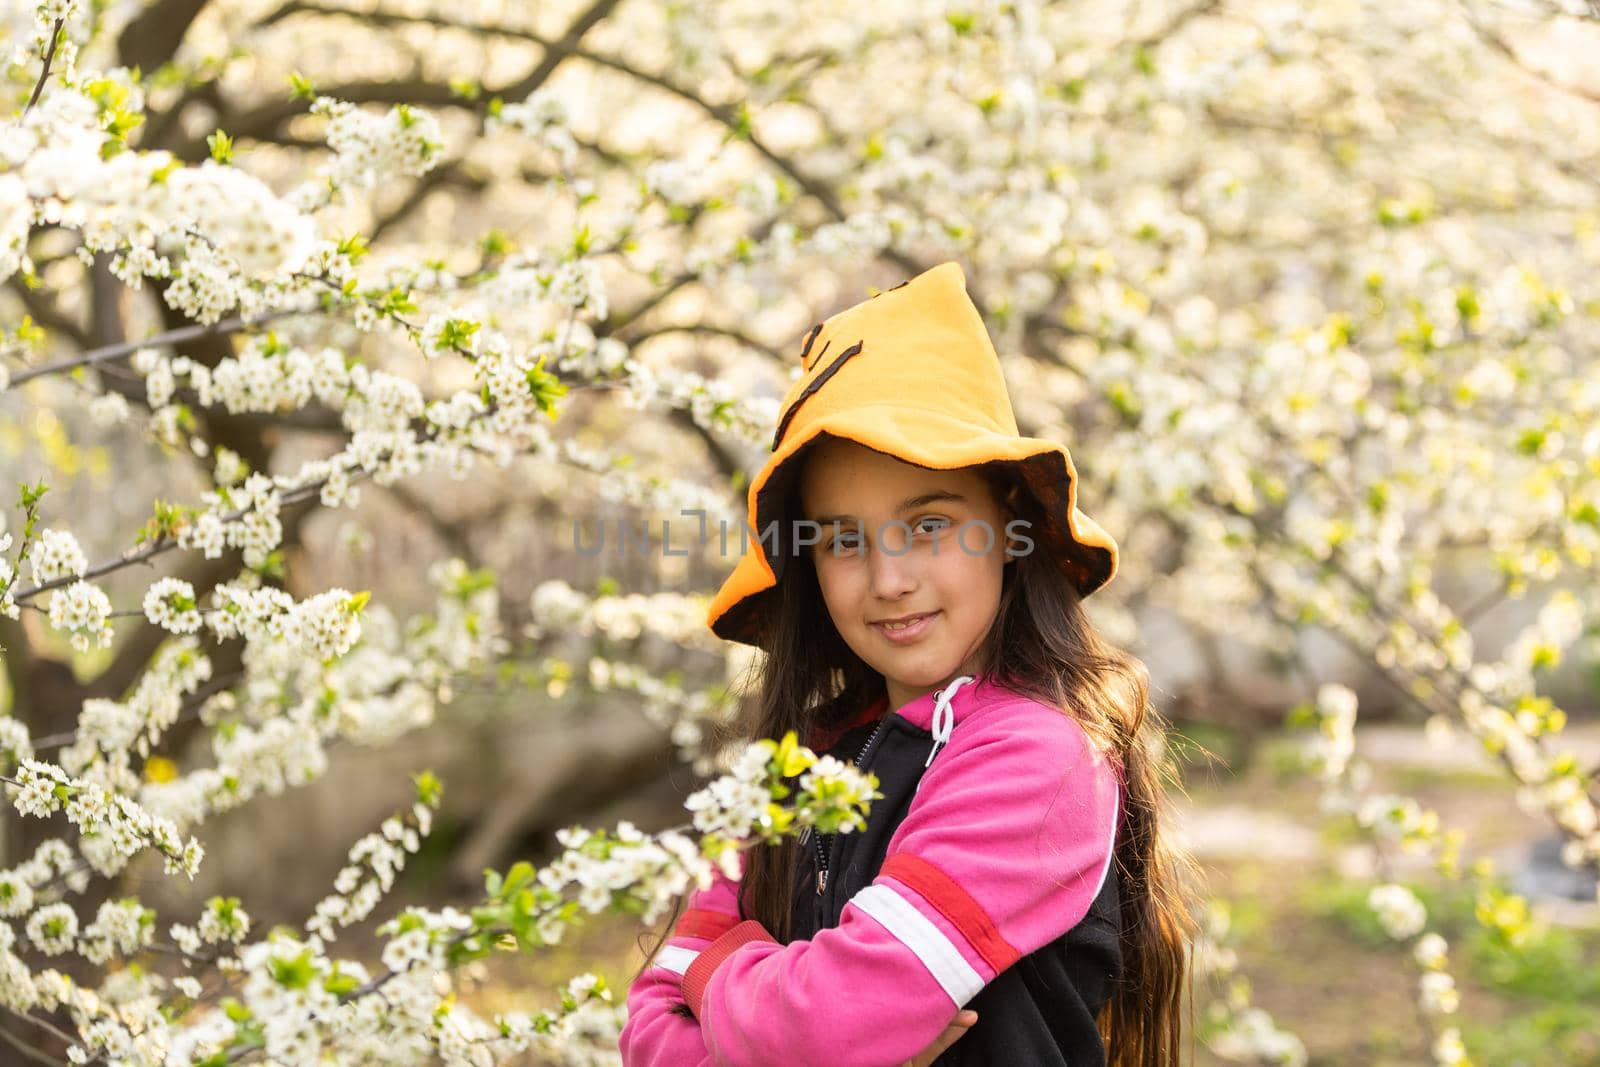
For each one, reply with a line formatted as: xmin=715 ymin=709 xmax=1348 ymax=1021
xmin=924 ymin=674 xmax=977 ymax=768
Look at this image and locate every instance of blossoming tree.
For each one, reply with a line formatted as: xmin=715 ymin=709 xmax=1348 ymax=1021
xmin=1 ymin=0 xmax=1597 ymax=1062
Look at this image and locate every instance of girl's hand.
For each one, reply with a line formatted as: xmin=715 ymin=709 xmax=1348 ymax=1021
xmin=899 ymin=1009 xmax=978 ymax=1067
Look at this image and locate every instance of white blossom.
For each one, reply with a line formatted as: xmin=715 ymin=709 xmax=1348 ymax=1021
xmin=143 ymin=576 xmax=202 ymax=634
xmin=25 ymin=902 xmax=78 ymax=955
xmin=28 ymin=528 xmax=87 ymax=584
xmin=1367 ymin=883 xmax=1427 ymax=940
xmin=46 ymin=579 xmax=114 ymax=651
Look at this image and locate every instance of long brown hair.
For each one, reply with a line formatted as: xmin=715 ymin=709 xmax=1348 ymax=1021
xmin=640 ymin=457 xmax=1199 ymax=1066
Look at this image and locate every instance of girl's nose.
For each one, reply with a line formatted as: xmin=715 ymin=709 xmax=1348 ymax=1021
xmin=866 ymin=534 xmax=918 ymax=600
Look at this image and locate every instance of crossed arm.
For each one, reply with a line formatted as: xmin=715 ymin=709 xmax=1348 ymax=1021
xmin=619 ymin=702 xmax=1122 ymax=1067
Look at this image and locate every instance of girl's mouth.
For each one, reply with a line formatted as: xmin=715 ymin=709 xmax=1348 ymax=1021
xmin=871 ymin=611 xmax=939 ymax=644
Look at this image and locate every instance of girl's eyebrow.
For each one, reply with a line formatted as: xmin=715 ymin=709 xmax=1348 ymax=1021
xmin=811 ymin=490 xmax=967 ymax=525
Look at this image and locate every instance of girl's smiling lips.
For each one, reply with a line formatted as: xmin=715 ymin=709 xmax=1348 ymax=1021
xmin=870 ymin=610 xmax=940 ymax=643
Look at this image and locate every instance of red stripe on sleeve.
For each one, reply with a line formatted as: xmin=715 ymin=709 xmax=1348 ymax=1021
xmin=680 ymin=919 xmax=777 ymax=1018
xmin=881 ymin=853 xmax=1019 ymax=975
xmin=674 ymin=907 xmax=740 ymax=942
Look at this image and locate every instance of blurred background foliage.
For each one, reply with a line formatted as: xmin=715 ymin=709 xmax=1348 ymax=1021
xmin=3 ymin=0 xmax=1600 ymax=1062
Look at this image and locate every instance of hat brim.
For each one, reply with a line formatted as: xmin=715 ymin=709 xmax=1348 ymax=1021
xmin=705 ymin=404 xmax=1118 ymax=646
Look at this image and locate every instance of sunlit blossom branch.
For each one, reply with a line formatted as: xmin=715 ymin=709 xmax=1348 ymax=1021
xmin=242 ymin=1 xmax=859 ymax=227
xmin=5 ymin=371 xmax=622 ymax=606
xmin=222 ymin=0 xmax=622 ymax=146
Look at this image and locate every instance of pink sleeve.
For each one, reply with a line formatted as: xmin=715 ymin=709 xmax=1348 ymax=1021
xmin=619 ymin=853 xmax=747 ymax=1067
xmin=681 ymin=702 xmax=1121 ymax=1067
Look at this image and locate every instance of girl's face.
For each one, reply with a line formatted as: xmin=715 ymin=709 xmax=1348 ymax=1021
xmin=798 ymin=437 xmax=1011 ymax=714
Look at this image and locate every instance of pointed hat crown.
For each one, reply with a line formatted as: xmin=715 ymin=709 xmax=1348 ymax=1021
xmin=706 ymin=260 xmax=1118 ymax=646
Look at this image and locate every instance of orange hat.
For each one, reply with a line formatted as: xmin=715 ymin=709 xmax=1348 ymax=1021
xmin=706 ymin=260 xmax=1118 ymax=646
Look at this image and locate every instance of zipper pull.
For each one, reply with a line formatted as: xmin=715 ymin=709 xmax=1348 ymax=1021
xmin=816 ymin=867 xmax=827 ymax=895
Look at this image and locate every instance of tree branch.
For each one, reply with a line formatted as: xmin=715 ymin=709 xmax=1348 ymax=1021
xmin=225 ymin=0 xmax=622 ymax=145
xmin=115 ymin=0 xmax=210 ymax=73
xmin=1462 ymin=4 xmax=1600 ymax=106
xmin=0 ymin=1020 xmax=64 ymax=1066
xmin=6 ymin=311 xmax=300 ymax=388
xmin=24 ymin=20 xmax=64 ymax=114
xmin=227 ymin=0 xmax=862 ymax=234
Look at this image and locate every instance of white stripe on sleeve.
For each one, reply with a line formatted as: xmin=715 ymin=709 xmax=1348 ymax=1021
xmin=653 ymin=945 xmax=699 ymax=975
xmin=849 ymin=884 xmax=985 ymax=1006
xmin=1089 ymin=783 xmax=1120 ymax=902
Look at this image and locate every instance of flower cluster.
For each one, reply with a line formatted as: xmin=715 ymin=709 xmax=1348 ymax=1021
xmin=168 ymin=895 xmax=253 ymax=961
xmin=620 ymin=358 xmax=782 ymax=445
xmin=304 ymin=98 xmax=444 ymax=196
xmin=1298 ymin=682 xmax=1357 ymax=783
xmin=686 ymin=732 xmax=882 ymax=844
xmin=585 ymin=656 xmax=729 ymax=770
xmin=142 ymin=576 xmax=202 ymax=634
xmin=306 ymin=775 xmax=439 ymax=942
xmin=78 ymin=897 xmax=157 ymax=965
xmin=46 ymin=579 xmax=113 ymax=651
xmin=28 ymin=527 xmax=86 ymax=584
xmin=169 ymin=163 xmax=317 ymax=278
xmin=6 ymin=759 xmax=203 ymax=878
xmin=282 ymin=588 xmax=366 ymax=661
xmin=1196 ymin=901 xmax=1307 ymax=1067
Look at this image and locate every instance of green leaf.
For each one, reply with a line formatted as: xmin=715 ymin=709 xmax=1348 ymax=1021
xmin=336 ymin=233 xmax=370 ymax=262
xmin=206 ymin=129 xmax=234 ymax=164
xmin=413 ymin=769 xmax=444 ymax=807
xmin=269 ymin=948 xmax=317 ymax=990
xmin=479 ymin=228 xmax=511 ymax=258
xmin=524 ymin=355 xmax=569 ymax=418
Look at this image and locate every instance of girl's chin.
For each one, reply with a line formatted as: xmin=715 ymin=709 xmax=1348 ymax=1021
xmin=867 ymin=653 xmax=964 ymax=685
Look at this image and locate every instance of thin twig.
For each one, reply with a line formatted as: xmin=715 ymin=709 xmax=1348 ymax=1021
xmin=24 ymin=19 xmax=64 ymax=114
xmin=30 ymin=669 xmax=242 ymax=751
xmin=6 ymin=310 xmax=301 ymax=388
xmin=0 ymin=1021 xmax=64 ymax=1067
xmin=0 ymin=1002 xmax=76 ymax=1056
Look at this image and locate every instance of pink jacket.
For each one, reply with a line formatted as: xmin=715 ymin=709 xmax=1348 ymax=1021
xmin=619 ymin=677 xmax=1122 ymax=1067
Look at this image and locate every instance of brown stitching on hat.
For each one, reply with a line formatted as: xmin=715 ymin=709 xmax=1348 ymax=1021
xmin=771 ymin=340 xmax=865 ymax=451
xmin=798 ymin=323 xmax=824 ymax=369
xmin=807 ymin=336 xmax=832 ymax=373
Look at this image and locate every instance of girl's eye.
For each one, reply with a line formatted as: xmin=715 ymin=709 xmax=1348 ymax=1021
xmin=913 ymin=516 xmax=951 ymax=535
xmin=827 ymin=531 xmax=864 ymax=552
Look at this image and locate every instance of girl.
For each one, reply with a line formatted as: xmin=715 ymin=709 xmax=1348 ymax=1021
xmin=620 ymin=261 xmax=1197 ymax=1067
